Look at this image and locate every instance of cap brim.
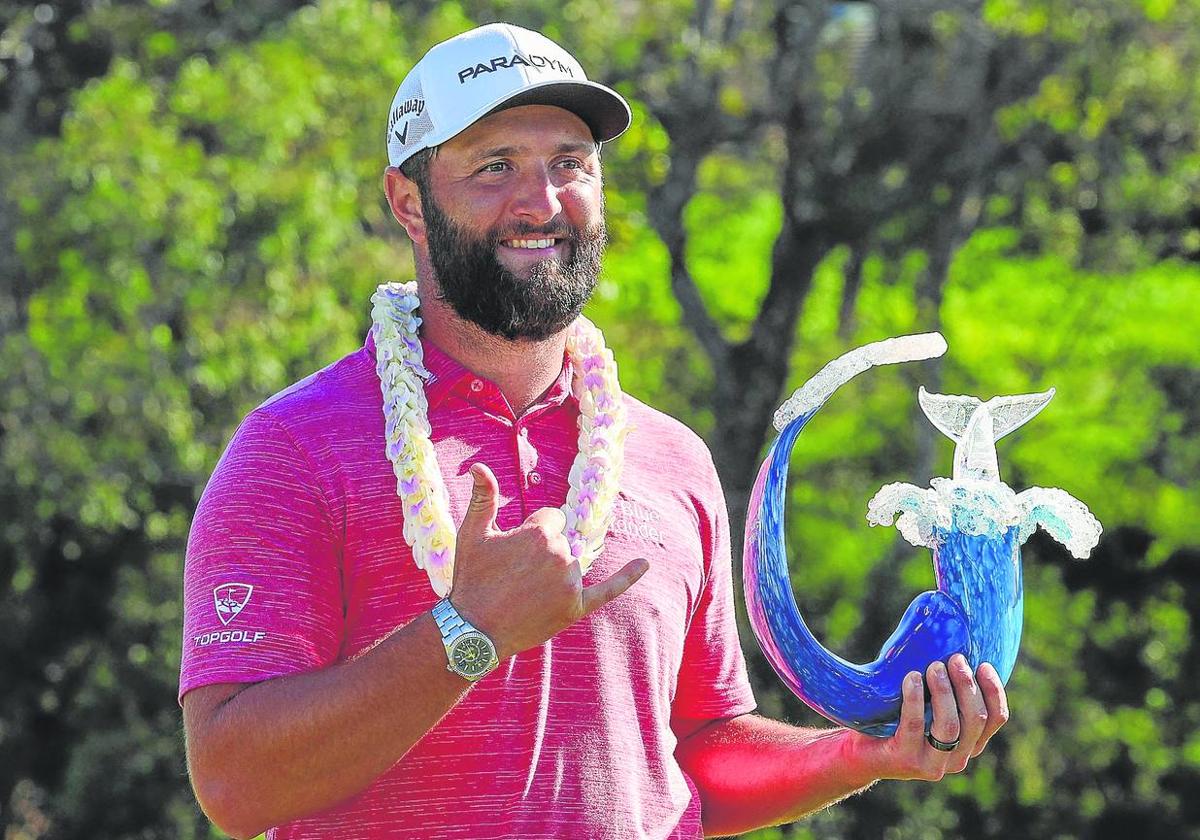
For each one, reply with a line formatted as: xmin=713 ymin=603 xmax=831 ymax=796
xmin=389 ymin=79 xmax=632 ymax=171
xmin=481 ymin=79 xmax=632 ymax=144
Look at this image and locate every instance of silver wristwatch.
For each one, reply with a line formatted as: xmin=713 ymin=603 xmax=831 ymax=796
xmin=431 ymin=598 xmax=499 ymax=681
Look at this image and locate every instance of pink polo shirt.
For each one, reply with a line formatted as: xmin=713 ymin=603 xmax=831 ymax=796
xmin=180 ymin=328 xmax=756 ymax=839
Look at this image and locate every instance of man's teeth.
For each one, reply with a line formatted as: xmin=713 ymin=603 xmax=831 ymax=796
xmin=505 ymin=238 xmax=556 ymax=249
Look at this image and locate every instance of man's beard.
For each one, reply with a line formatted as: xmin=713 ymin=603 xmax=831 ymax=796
xmin=422 ymin=191 xmax=606 ymax=341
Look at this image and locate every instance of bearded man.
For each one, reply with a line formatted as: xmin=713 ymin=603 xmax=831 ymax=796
xmin=180 ymin=23 xmax=1008 ymax=840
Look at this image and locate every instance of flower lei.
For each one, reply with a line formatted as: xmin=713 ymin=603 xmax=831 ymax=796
xmin=371 ymin=281 xmax=629 ymax=597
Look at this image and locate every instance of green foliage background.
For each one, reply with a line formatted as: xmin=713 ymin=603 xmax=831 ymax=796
xmin=1 ymin=1 xmax=1197 ymax=838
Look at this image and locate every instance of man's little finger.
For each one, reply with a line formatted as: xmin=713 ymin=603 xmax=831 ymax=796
xmin=972 ymin=662 xmax=1011 ymax=757
xmin=580 ymin=558 xmax=649 ymax=616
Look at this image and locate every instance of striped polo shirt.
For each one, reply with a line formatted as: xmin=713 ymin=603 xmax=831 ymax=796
xmin=180 ymin=328 xmax=756 ymax=839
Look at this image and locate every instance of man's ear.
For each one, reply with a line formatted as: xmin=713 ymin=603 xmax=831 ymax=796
xmin=384 ymin=166 xmax=427 ymax=244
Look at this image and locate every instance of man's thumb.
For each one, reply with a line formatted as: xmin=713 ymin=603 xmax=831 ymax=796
xmin=461 ymin=462 xmax=500 ymax=536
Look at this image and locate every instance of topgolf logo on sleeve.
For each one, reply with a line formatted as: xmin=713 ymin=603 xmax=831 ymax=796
xmin=213 ymin=583 xmax=253 ymax=625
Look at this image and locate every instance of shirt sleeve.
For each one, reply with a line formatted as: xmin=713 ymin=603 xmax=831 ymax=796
xmin=671 ymin=452 xmax=758 ymax=720
xmin=178 ymin=408 xmax=344 ymax=704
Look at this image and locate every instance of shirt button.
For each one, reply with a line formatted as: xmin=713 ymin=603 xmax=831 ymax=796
xmin=469 ymin=379 xmax=484 ymax=393
xmin=529 ymin=471 xmax=542 ymax=486
xmin=518 ymin=427 xmax=529 ymax=438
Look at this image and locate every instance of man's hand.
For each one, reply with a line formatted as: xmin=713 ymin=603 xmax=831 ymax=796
xmin=448 ymin=462 xmax=649 ymax=660
xmin=848 ymin=654 xmax=1010 ymax=781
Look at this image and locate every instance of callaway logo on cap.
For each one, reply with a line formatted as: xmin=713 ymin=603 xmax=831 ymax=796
xmin=385 ymin=23 xmax=632 ymax=170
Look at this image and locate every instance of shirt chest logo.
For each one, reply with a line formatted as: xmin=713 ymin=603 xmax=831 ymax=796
xmin=610 ymin=498 xmax=665 ymax=543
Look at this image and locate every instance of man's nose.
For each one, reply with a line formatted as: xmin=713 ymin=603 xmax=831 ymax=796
xmin=509 ymin=167 xmax=562 ymax=226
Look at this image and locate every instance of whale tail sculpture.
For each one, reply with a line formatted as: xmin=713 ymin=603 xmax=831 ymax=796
xmin=743 ymin=335 xmax=1102 ymax=737
xmin=917 ymin=387 xmax=1055 ymax=482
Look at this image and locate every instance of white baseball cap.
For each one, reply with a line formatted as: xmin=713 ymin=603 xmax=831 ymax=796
xmin=385 ymin=23 xmax=632 ymax=170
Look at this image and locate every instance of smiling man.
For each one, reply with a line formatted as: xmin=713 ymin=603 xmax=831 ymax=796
xmin=179 ymin=23 xmax=1008 ymax=840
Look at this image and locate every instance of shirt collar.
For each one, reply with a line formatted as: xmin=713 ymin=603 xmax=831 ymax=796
xmin=364 ymin=327 xmax=574 ymax=418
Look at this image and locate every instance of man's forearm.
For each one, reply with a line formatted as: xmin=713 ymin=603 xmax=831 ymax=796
xmin=186 ymin=611 xmax=472 ymax=838
xmin=679 ymin=662 xmax=1012 ymax=837
xmin=675 ymin=714 xmax=878 ymax=838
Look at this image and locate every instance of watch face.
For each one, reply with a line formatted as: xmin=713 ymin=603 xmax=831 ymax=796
xmin=451 ymin=634 xmax=495 ymax=678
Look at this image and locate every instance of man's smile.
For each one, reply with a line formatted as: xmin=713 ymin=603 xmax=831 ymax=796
xmin=502 ymin=237 xmax=561 ymax=249
xmin=497 ymin=237 xmax=569 ymax=263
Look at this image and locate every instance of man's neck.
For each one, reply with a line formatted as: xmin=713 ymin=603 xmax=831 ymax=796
xmin=417 ymin=292 xmax=568 ymax=418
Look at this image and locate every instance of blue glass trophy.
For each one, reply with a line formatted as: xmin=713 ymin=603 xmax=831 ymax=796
xmin=743 ymin=334 xmax=1102 ymax=736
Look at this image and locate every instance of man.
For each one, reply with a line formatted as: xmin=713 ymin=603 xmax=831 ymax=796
xmin=180 ymin=23 xmax=1008 ymax=839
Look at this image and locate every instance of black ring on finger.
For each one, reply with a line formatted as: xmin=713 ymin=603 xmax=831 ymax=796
xmin=926 ymin=730 xmax=960 ymax=752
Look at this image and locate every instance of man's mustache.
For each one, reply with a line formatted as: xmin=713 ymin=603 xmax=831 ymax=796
xmin=490 ymin=223 xmax=577 ymax=241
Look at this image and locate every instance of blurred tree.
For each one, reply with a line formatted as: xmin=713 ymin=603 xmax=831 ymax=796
xmin=0 ymin=0 xmax=1197 ymax=838
xmin=1 ymin=2 xmax=412 ymax=835
xmin=0 ymin=0 xmax=317 ymax=136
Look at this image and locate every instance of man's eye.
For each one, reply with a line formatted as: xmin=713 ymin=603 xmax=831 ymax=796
xmin=480 ymin=161 xmax=509 ymax=173
xmin=557 ymin=159 xmax=583 ymax=169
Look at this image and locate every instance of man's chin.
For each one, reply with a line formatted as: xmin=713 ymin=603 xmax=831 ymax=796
xmin=494 ymin=262 xmax=560 ymax=283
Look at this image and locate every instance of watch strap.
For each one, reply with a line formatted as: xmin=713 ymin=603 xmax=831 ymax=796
xmin=431 ymin=597 xmax=472 ymax=648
